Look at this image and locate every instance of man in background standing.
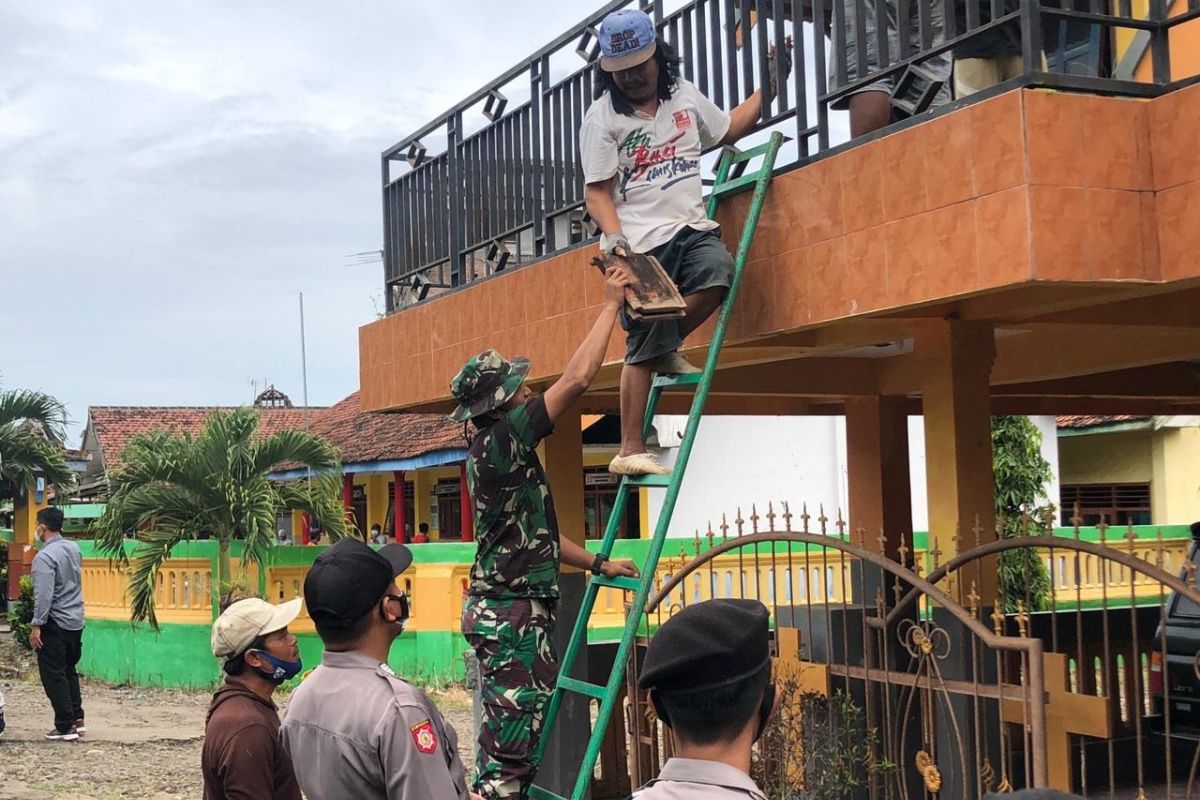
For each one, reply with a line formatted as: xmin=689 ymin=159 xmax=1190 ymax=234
xmin=29 ymin=506 xmax=86 ymax=741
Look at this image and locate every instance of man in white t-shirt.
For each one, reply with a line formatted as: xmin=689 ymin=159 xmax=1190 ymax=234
xmin=581 ymin=8 xmax=785 ymax=477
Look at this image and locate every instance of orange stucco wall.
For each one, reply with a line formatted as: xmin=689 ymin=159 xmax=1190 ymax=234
xmin=361 ymin=84 xmax=1200 ymax=413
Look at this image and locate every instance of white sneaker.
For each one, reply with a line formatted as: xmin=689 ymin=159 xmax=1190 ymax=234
xmin=45 ymin=727 xmax=80 ymax=742
xmin=609 ymin=453 xmax=671 ymax=476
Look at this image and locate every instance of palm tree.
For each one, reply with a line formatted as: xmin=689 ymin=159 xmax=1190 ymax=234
xmin=94 ymin=407 xmax=350 ymax=628
xmin=0 ymin=387 xmax=76 ymax=504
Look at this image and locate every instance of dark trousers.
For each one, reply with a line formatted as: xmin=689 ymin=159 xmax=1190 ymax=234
xmin=37 ymin=620 xmax=84 ymax=733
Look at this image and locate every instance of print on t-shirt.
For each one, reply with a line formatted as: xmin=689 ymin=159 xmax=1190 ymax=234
xmin=617 ymin=124 xmax=701 ymax=200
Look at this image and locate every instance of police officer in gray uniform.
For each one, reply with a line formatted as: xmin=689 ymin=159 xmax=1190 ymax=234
xmin=630 ymin=599 xmax=778 ymax=800
xmin=281 ymin=538 xmax=477 ymax=800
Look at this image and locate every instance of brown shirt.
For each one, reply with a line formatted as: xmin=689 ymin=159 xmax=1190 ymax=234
xmin=202 ymin=681 xmax=301 ymax=800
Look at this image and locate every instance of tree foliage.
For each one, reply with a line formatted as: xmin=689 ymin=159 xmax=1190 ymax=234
xmin=992 ymin=416 xmax=1054 ymax=613
xmin=0 ymin=387 xmax=75 ymax=503
xmin=94 ymin=407 xmax=350 ymax=628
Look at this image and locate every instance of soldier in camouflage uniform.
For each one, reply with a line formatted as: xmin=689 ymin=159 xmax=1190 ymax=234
xmin=450 ymin=266 xmax=640 ymax=800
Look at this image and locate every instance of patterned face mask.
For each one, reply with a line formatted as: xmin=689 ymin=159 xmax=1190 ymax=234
xmin=249 ymin=650 xmax=303 ymax=685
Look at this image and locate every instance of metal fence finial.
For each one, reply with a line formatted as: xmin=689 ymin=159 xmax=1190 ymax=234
xmin=991 ymin=603 xmax=1006 ymax=635
xmin=1071 ymin=500 xmax=1084 ymax=531
xmin=967 ymin=581 xmax=980 ymax=616
xmin=1014 ymin=600 xmax=1030 ymax=637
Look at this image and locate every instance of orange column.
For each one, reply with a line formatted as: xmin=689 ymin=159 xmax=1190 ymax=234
xmin=845 ymin=396 xmax=914 ymax=565
xmin=917 ymin=320 xmax=997 ymax=599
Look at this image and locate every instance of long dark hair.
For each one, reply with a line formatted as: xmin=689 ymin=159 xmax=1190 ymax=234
xmin=595 ymin=37 xmax=683 ymax=116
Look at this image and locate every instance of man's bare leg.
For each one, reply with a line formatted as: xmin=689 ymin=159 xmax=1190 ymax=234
xmin=848 ymin=91 xmax=892 ymax=138
xmin=618 ymin=287 xmax=726 ymax=459
xmin=619 ymin=361 xmax=654 ymax=458
xmin=677 ymin=287 xmax=724 ymax=340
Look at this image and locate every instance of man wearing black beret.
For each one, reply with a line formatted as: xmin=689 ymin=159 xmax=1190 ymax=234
xmin=630 ymin=599 xmax=776 ymax=799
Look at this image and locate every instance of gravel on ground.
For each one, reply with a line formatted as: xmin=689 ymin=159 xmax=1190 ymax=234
xmin=0 ymin=629 xmax=474 ymax=800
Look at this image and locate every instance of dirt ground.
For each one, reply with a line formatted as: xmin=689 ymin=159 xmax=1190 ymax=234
xmin=0 ymin=629 xmax=475 ymax=800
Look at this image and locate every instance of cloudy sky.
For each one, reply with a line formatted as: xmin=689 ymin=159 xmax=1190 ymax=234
xmin=3 ymin=1 xmax=841 ymax=446
xmin=1 ymin=1 xmax=596 ymax=442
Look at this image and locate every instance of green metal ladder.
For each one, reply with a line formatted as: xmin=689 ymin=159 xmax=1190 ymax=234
xmin=528 ymin=131 xmax=785 ymax=800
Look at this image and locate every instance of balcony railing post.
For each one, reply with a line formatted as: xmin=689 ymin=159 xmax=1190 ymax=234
xmin=539 ymin=54 xmax=556 ymax=254
xmin=382 ymin=154 xmax=395 ymax=313
xmin=1148 ymin=0 xmax=1172 ymax=85
xmin=530 ymin=60 xmax=545 ymax=258
xmin=447 ymin=111 xmax=466 ymax=287
xmin=1020 ymin=0 xmax=1045 ymax=75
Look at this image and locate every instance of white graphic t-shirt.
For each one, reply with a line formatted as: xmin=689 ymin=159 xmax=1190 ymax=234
xmin=580 ymin=79 xmax=731 ymax=253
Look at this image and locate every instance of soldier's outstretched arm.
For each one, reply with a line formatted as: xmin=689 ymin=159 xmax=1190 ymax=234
xmin=543 ymin=265 xmax=632 ymax=423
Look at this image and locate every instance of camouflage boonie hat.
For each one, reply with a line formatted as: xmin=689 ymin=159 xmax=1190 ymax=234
xmin=448 ymin=349 xmax=531 ymax=423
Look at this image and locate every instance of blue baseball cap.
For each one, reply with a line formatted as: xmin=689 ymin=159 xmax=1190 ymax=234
xmin=598 ymin=9 xmax=657 ymax=72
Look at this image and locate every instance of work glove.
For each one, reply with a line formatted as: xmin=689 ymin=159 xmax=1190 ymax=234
xmin=602 ymin=232 xmax=632 ymax=257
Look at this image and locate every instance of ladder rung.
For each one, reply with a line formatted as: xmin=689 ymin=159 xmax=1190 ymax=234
xmin=528 ymin=786 xmax=568 ymax=800
xmin=591 ymin=574 xmax=642 ymax=592
xmin=711 ymin=171 xmax=763 ymax=199
xmin=731 ymin=140 xmax=776 ymax=163
xmin=624 ymin=474 xmax=672 ymax=487
xmin=557 ymin=676 xmax=607 ymax=700
xmin=653 ymin=372 xmax=702 ymax=389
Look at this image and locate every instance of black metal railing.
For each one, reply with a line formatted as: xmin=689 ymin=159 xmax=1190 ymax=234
xmin=381 ymin=0 xmax=1199 ymax=311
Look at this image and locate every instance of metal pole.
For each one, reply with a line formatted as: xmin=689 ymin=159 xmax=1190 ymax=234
xmin=299 ymin=292 xmax=310 ymax=411
xmin=299 ymin=291 xmax=314 ymax=528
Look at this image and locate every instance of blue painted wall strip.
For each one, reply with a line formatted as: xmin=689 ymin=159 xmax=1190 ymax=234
xmin=267 ymin=448 xmax=468 ymax=481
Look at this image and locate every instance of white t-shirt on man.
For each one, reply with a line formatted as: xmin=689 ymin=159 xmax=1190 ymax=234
xmin=580 ymin=79 xmax=732 ymax=253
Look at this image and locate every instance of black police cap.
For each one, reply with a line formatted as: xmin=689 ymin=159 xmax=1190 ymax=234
xmin=639 ymin=599 xmax=771 ymax=693
xmin=304 ymin=538 xmax=413 ymax=631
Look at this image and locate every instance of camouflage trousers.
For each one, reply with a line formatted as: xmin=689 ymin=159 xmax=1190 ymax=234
xmin=462 ymin=596 xmax=558 ymax=800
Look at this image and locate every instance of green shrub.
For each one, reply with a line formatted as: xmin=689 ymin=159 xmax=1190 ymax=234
xmin=6 ymin=575 xmax=35 ymax=649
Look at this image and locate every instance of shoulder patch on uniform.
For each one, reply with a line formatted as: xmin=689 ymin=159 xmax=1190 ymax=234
xmin=410 ymin=718 xmax=438 ymax=754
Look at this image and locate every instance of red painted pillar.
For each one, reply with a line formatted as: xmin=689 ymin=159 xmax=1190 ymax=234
xmin=299 ymin=513 xmax=311 ymax=545
xmin=7 ymin=546 xmax=34 ymax=602
xmin=393 ymin=470 xmax=407 ymax=544
xmin=458 ymin=462 xmax=474 ymax=543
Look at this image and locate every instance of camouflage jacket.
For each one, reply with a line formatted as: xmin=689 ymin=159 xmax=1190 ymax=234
xmin=466 ymin=394 xmax=560 ymax=599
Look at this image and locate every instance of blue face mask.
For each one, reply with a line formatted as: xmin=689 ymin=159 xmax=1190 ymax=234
xmin=249 ymin=651 xmax=302 ymax=685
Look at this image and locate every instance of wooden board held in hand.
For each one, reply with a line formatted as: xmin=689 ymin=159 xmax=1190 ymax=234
xmin=592 ymin=252 xmax=687 ymax=321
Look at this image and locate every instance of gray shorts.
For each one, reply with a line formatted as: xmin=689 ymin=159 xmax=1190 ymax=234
xmin=622 ymin=225 xmax=733 ymax=365
xmin=827 ymin=0 xmax=952 ymax=111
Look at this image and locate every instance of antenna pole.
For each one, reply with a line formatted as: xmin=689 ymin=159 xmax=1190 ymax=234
xmin=299 ymin=293 xmax=309 ymax=411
